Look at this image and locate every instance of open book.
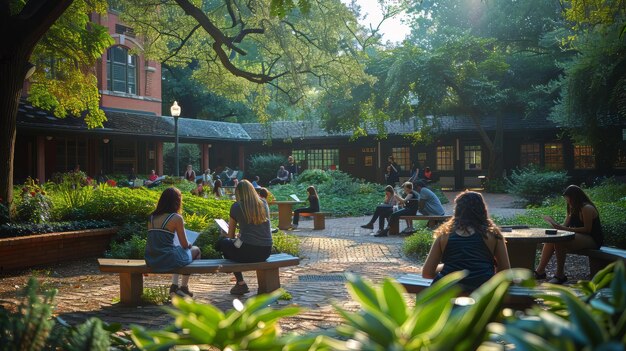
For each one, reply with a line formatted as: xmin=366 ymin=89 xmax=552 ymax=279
xmin=173 ymin=229 xmax=200 ymax=247
xmin=215 ymin=218 xmax=230 ymax=235
xmin=290 ymin=194 xmax=301 ymax=202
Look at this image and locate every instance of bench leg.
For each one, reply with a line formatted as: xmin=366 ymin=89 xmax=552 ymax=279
xmin=119 ymin=272 xmax=143 ymax=305
xmin=313 ymin=215 xmax=325 ymax=230
xmin=389 ymin=221 xmax=399 ymax=235
xmin=256 ymin=268 xmax=280 ymax=294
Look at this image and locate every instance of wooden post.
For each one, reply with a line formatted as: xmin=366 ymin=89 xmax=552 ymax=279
xmin=256 ymin=268 xmax=280 ymax=294
xmin=313 ymin=214 xmax=325 ymax=230
xmin=119 ymin=272 xmax=143 ymax=305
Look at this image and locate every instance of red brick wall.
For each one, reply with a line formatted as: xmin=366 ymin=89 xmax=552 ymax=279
xmin=0 ymin=228 xmax=118 ymax=272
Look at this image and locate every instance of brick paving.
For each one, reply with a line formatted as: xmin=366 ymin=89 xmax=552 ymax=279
xmin=0 ymin=191 xmax=532 ymax=333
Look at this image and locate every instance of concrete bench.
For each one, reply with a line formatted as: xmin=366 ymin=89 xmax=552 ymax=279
xmin=391 ymin=215 xmax=452 ymax=235
xmin=396 ymin=273 xmax=561 ymax=309
xmin=98 ymin=253 xmax=300 ymax=305
xmin=575 ymin=246 xmax=626 ymax=276
xmin=296 ymin=212 xmax=331 ymax=230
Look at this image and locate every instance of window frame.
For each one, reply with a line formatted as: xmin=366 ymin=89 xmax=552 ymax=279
xmin=106 ymin=45 xmax=138 ymax=95
xmin=436 ymin=145 xmax=454 ymax=171
xmin=544 ymin=142 xmax=564 ymax=170
xmin=573 ymin=145 xmax=596 ymax=170
xmin=520 ymin=143 xmax=541 ymax=167
xmin=463 ymin=145 xmax=482 ymax=170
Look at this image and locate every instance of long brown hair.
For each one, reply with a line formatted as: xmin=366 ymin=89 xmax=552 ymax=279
xmin=235 ymin=180 xmax=268 ymax=225
xmin=563 ymin=185 xmax=597 ymax=217
xmin=435 ymin=191 xmax=501 ymax=239
xmin=213 ymin=179 xmax=222 ymax=197
xmin=151 ymin=187 xmax=182 ymax=216
xmin=307 ymin=185 xmax=318 ymax=198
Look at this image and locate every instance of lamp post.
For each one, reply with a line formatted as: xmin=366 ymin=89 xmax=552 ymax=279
xmin=170 ymin=101 xmax=181 ymax=177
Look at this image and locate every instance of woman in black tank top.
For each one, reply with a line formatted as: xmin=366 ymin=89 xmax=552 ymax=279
xmin=535 ymin=185 xmax=603 ymax=284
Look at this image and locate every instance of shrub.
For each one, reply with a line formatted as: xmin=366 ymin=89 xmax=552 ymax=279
xmin=247 ymin=153 xmax=287 ymax=184
xmin=141 ymin=285 xmax=170 ymax=305
xmin=295 ymin=169 xmax=332 ymax=185
xmin=506 ymin=165 xmax=569 ymax=204
xmin=15 ymin=177 xmax=52 ymax=224
xmin=403 ymin=229 xmax=434 ymax=260
xmin=0 ymin=220 xmax=113 ymax=239
xmin=272 ymin=230 xmax=301 ymax=256
xmin=108 ymin=234 xmax=147 ymax=259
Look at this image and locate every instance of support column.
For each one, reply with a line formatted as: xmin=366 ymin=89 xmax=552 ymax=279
xmin=202 ymin=143 xmax=210 ymax=171
xmin=36 ymin=136 xmax=45 ymax=183
xmin=156 ymin=141 xmax=163 ymax=176
xmin=238 ymin=144 xmax=245 ymax=171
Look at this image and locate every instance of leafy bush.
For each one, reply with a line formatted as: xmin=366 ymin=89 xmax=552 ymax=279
xmin=163 ymin=143 xmax=201 ymax=177
xmin=247 ymin=153 xmax=287 ymax=184
xmin=506 ymin=165 xmax=569 ymax=204
xmin=111 ymin=222 xmax=146 ymax=244
xmin=485 ymin=177 xmax=507 ymax=193
xmin=108 ymin=234 xmax=147 ymax=259
xmin=15 ymin=177 xmax=52 ymax=224
xmin=296 ymin=169 xmax=332 ymax=185
xmin=403 ymin=229 xmax=434 ymax=259
xmin=141 ymin=285 xmax=170 ymax=305
xmin=272 ymin=230 xmax=301 ymax=256
xmin=0 ymin=220 xmax=113 ymax=239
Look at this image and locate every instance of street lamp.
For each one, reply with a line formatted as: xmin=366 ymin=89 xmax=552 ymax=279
xmin=171 ymin=101 xmax=181 ymax=177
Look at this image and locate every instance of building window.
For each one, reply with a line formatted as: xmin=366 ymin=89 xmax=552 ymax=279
xmin=115 ymin=24 xmax=135 ymax=37
xmin=392 ymin=147 xmax=410 ymax=172
xmin=417 ymin=152 xmax=427 ymax=167
xmin=54 ymin=137 xmax=87 ymax=173
xmin=106 ymin=46 xmax=137 ymax=94
xmin=544 ymin=143 xmax=563 ymax=170
xmin=573 ymin=145 xmax=595 ymax=169
xmin=436 ymin=146 xmax=454 ymax=171
xmin=464 ymin=145 xmax=482 ymax=170
xmin=615 ymin=148 xmax=626 ymax=169
xmin=520 ymin=143 xmax=540 ymax=167
xmin=293 ymin=149 xmax=339 ymax=170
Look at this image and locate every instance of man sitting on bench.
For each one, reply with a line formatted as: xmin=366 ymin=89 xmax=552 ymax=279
xmin=376 ymin=182 xmax=420 ymax=237
xmin=411 ymin=180 xmax=446 ymax=229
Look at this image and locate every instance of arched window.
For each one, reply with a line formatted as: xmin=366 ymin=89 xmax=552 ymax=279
xmin=106 ymin=46 xmax=137 ymax=94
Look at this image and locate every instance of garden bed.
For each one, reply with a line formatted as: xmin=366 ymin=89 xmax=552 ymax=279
xmin=0 ymin=227 xmax=118 ymax=272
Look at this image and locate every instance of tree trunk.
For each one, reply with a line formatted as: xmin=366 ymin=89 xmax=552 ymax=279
xmin=0 ymin=55 xmax=27 ymax=216
xmin=488 ymin=114 xmax=504 ymax=180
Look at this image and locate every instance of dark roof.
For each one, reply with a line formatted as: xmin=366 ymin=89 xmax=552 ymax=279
xmin=17 ymin=99 xmax=560 ymax=142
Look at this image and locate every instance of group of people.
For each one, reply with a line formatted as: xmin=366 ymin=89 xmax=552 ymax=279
xmin=385 ymin=156 xmax=432 ymax=187
xmin=146 ymin=160 xmax=604 ymax=297
xmin=362 ymin=180 xmax=444 ymax=237
xmin=146 ymin=180 xmax=275 ymax=297
xmin=269 ymin=155 xmax=298 ymax=185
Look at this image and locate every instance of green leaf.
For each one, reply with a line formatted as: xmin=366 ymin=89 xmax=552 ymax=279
xmin=380 ymin=278 xmax=408 ymax=324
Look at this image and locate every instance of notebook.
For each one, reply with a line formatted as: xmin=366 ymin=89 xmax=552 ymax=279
xmin=290 ymin=194 xmax=301 ymax=202
xmin=173 ymin=229 xmax=200 ymax=247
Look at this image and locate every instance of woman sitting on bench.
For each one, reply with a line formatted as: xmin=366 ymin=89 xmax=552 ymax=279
xmin=290 ymin=186 xmax=320 ymax=229
xmin=145 ymin=187 xmax=201 ymax=298
xmin=361 ymin=185 xmax=400 ymax=235
xmin=534 ymin=185 xmax=604 ymax=284
xmin=216 ymin=180 xmax=273 ymax=295
xmin=422 ymin=191 xmax=510 ymax=292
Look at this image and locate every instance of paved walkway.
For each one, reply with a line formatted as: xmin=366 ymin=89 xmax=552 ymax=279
xmin=0 ymin=191 xmax=530 ymax=333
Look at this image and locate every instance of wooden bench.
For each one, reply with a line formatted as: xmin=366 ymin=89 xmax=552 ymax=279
xmin=575 ymin=246 xmax=626 ymax=276
xmin=391 ymin=215 xmax=452 ymax=235
xmin=296 ymin=212 xmax=331 ymax=230
xmin=98 ymin=253 xmax=300 ymax=305
xmin=396 ymin=273 xmax=561 ymax=309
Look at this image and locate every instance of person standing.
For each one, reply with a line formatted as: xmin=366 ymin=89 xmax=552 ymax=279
xmin=286 ymin=155 xmax=298 ymax=182
xmin=202 ymin=169 xmax=214 ymax=187
xmin=216 ymin=180 xmax=273 ymax=295
xmin=145 ymin=187 xmax=201 ymax=298
xmin=422 ymin=191 xmax=510 ymax=292
xmin=534 ymin=185 xmax=603 ymax=284
xmin=386 ymin=156 xmax=400 ymax=186
xmin=291 ymin=186 xmax=320 ymax=229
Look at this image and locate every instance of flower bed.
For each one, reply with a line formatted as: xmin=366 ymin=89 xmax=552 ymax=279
xmin=0 ymin=227 xmax=118 ymax=272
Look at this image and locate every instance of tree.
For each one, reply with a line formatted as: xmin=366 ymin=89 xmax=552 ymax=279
xmin=0 ymin=0 xmax=111 ymax=216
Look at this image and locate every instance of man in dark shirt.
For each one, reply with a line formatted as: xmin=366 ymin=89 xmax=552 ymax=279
xmin=286 ymin=155 xmax=298 ymax=182
xmin=269 ymin=166 xmax=290 ymax=185
xmin=387 ymin=156 xmax=400 ymax=186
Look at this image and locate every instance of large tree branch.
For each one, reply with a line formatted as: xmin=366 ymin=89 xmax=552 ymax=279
xmin=163 ymin=24 xmax=201 ymax=64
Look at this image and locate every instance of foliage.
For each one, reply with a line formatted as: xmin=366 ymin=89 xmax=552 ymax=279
xmin=15 ymin=177 xmax=52 ymax=224
xmin=48 ymin=171 xmax=95 ymax=211
xmin=131 ymin=289 xmax=302 ymax=350
xmin=248 ymin=153 xmax=288 ymax=185
xmin=403 ymin=229 xmax=434 ymax=260
xmin=108 ymin=234 xmax=147 ymax=259
xmin=0 ymin=220 xmax=113 ymax=239
xmin=0 ymin=277 xmax=121 ymax=351
xmin=162 ymin=143 xmax=201 ymax=177
xmin=0 ymin=198 xmax=8 ymax=225
xmin=272 ymin=230 xmax=301 ymax=257
xmin=141 ymin=285 xmax=170 ymax=305
xmin=295 ymin=169 xmax=332 ymax=185
xmin=484 ymin=177 xmax=508 ymax=193
xmin=490 ymin=261 xmax=626 ymax=349
xmin=506 ymin=165 xmax=570 ymax=204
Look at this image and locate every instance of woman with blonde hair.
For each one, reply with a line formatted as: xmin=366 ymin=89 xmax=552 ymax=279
xmin=216 ymin=180 xmax=273 ymax=295
xmin=422 ymin=191 xmax=510 ymax=292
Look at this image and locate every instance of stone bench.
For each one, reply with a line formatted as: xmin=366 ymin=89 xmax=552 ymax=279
xmin=575 ymin=246 xmax=626 ymax=276
xmin=391 ymin=215 xmax=452 ymax=235
xmin=297 ymin=212 xmax=331 ymax=230
xmin=396 ymin=273 xmax=561 ymax=309
xmin=98 ymin=253 xmax=300 ymax=305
